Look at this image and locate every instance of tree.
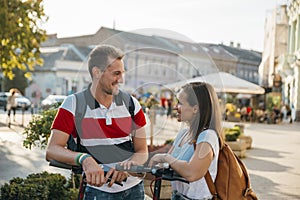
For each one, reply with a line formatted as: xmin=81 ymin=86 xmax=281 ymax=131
xmin=0 ymin=0 xmax=48 ymax=80
xmin=2 ymin=68 xmax=29 ymax=94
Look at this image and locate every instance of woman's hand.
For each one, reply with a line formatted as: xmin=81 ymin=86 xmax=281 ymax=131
xmin=148 ymin=153 xmax=169 ymax=167
xmin=118 ymin=160 xmax=138 ymax=170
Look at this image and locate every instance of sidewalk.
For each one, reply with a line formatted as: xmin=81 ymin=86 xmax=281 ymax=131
xmin=0 ymin=111 xmax=69 ymax=186
xmin=241 ymin=121 xmax=300 ymax=200
xmin=0 ymin=112 xmax=300 ymax=199
xmin=147 ymin=116 xmax=300 ymax=199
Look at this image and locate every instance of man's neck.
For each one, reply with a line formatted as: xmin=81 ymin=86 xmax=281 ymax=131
xmin=90 ymin=84 xmax=113 ymax=108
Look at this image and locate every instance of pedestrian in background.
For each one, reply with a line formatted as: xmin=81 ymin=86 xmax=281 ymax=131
xmin=7 ymin=90 xmax=17 ymax=123
xmin=166 ymin=96 xmax=174 ymax=118
xmin=149 ymin=82 xmax=224 ymax=200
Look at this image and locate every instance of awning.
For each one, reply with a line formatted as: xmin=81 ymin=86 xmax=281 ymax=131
xmin=164 ymin=72 xmax=265 ymax=94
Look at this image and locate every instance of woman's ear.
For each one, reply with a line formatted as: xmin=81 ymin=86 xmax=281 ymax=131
xmin=193 ymin=105 xmax=198 ymax=114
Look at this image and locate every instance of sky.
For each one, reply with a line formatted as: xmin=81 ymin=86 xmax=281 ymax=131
xmin=41 ymin=0 xmax=285 ymax=52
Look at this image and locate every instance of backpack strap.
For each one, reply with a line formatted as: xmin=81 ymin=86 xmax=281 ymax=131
xmin=204 ymin=170 xmax=218 ymax=199
xmin=74 ymin=90 xmax=87 ymax=150
xmin=115 ymin=90 xmax=135 ymax=135
xmin=115 ymin=90 xmax=135 ymax=118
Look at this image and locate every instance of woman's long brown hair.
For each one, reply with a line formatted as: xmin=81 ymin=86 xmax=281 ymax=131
xmin=181 ymin=82 xmax=224 ymax=147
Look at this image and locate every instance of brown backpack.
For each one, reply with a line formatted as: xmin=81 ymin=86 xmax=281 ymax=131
xmin=204 ymin=143 xmax=258 ymax=200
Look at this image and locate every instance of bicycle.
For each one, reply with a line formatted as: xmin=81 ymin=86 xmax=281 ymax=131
xmin=49 ymin=160 xmax=189 ymax=200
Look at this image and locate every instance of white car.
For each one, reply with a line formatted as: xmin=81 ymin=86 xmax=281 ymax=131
xmin=0 ymin=92 xmax=32 ymax=111
xmin=41 ymin=95 xmax=67 ymax=109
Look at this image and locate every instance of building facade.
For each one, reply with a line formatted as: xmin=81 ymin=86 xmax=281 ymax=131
xmin=21 ymin=26 xmax=262 ymax=105
xmin=275 ymin=1 xmax=300 ymax=121
xmin=258 ymin=4 xmax=291 ymax=114
xmin=285 ymin=0 xmax=300 ymax=121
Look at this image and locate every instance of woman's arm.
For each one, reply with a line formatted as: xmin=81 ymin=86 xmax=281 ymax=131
xmin=149 ymin=142 xmax=213 ymax=182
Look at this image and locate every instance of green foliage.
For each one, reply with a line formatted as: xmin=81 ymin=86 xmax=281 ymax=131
xmin=0 ymin=172 xmax=77 ymax=200
xmin=164 ymin=139 xmax=174 ymax=145
xmin=0 ymin=0 xmax=48 ymax=80
xmin=266 ymin=94 xmax=281 ymax=111
xmin=2 ymin=68 xmax=29 ymax=94
xmin=224 ymin=126 xmax=241 ymax=141
xmin=23 ymin=106 xmax=58 ymax=149
xmin=66 ymin=173 xmax=81 ymax=190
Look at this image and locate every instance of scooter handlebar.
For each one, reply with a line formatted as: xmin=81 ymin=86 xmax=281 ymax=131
xmin=115 ymin=163 xmax=189 ymax=184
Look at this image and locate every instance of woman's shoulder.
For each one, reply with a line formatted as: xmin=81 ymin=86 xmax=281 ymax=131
xmin=197 ymin=129 xmax=218 ymax=143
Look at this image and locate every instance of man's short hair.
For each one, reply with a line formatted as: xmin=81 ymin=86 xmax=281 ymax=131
xmin=88 ymin=45 xmax=124 ymax=77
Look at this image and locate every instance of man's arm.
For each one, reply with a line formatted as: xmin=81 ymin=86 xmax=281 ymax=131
xmin=130 ymin=127 xmax=148 ymax=165
xmin=46 ymin=129 xmax=106 ymax=187
xmin=46 ymin=129 xmax=78 ymax=165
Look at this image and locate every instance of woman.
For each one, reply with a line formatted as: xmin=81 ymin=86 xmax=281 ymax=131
xmin=148 ymin=82 xmax=224 ymax=200
xmin=7 ymin=90 xmax=17 ymax=122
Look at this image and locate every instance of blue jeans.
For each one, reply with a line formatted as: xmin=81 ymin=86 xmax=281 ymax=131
xmin=84 ymin=181 xmax=144 ymax=200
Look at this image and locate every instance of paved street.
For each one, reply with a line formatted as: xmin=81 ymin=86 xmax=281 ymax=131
xmin=0 ymin=110 xmax=299 ymax=199
xmin=241 ymin=122 xmax=300 ymax=199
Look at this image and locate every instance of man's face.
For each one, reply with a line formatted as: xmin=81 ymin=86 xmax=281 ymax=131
xmin=97 ymin=58 xmax=125 ymax=95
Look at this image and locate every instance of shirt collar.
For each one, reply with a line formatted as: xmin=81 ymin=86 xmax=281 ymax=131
xmin=84 ymin=84 xmax=117 ymax=110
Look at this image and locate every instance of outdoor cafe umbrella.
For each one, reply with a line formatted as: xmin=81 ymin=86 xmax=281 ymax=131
xmin=164 ymin=72 xmax=265 ymax=95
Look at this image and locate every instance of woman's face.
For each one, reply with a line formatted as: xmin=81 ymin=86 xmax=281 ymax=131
xmin=175 ymin=90 xmax=197 ymax=123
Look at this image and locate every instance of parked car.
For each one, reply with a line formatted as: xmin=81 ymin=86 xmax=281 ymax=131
xmin=0 ymin=92 xmax=9 ymax=110
xmin=0 ymin=92 xmax=32 ymax=111
xmin=41 ymin=95 xmax=67 ymax=109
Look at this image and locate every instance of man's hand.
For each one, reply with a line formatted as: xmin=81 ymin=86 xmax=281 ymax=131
xmin=105 ymin=168 xmax=128 ymax=187
xmin=82 ymin=157 xmax=106 ymax=187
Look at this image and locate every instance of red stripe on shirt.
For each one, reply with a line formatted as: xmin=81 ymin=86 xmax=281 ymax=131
xmin=51 ymin=108 xmax=76 ymax=136
xmin=80 ymin=117 xmax=132 ymax=139
xmin=51 ymin=106 xmax=146 ymax=139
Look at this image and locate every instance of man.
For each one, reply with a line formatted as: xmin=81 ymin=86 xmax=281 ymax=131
xmin=46 ymin=45 xmax=148 ymax=199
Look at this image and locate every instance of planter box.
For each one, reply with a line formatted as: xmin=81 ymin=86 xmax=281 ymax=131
xmin=144 ymin=179 xmax=172 ymax=200
xmin=226 ymin=139 xmax=247 ymax=158
xmin=227 ymin=115 xmax=240 ymax=122
xmin=238 ymin=135 xmax=253 ymax=149
xmin=234 ymin=124 xmax=245 ymax=133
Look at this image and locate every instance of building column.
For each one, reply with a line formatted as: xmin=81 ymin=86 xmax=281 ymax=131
xmin=289 ymin=21 xmax=296 ymax=53
xmin=295 ymin=65 xmax=300 ymax=121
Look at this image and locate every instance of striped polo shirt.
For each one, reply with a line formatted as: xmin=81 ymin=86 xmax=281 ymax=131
xmin=51 ymin=87 xmax=147 ymax=164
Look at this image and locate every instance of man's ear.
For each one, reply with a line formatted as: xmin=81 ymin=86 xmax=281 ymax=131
xmin=92 ymin=67 xmax=101 ymax=79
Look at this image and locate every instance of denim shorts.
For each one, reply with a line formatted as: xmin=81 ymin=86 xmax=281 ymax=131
xmin=84 ymin=181 xmax=144 ymax=200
